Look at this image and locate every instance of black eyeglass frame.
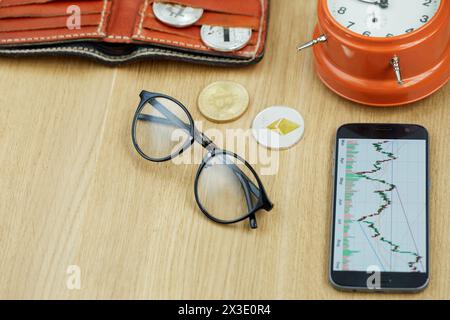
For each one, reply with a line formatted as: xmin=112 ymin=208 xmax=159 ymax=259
xmin=131 ymin=91 xmax=274 ymax=229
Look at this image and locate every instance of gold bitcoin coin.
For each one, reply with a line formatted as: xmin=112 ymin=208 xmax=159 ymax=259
xmin=198 ymin=81 xmax=250 ymax=123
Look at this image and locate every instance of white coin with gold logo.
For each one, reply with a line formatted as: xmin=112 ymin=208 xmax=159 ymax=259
xmin=252 ymin=106 xmax=305 ymax=150
xmin=198 ymin=81 xmax=250 ymax=123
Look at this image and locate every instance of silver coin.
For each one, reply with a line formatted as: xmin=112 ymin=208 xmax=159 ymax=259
xmin=200 ymin=25 xmax=252 ymax=52
xmin=153 ymin=2 xmax=204 ymax=28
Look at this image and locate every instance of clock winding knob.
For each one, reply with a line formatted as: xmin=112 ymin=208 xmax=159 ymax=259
xmin=297 ymin=34 xmax=327 ymax=51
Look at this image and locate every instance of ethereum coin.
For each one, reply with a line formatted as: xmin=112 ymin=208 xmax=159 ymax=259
xmin=252 ymin=106 xmax=305 ymax=150
xmin=198 ymin=81 xmax=250 ymax=123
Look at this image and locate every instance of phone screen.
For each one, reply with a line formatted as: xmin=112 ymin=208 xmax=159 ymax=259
xmin=333 ymin=138 xmax=427 ymax=274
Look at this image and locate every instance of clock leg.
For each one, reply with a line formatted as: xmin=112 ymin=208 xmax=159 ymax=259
xmin=391 ymin=56 xmax=404 ymax=85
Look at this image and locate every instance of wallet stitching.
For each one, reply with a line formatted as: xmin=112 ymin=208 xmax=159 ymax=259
xmin=107 ymin=35 xmax=131 ymax=40
xmin=97 ymin=0 xmax=109 ymax=34
xmin=0 ymin=0 xmax=109 ymax=43
xmin=0 ymin=45 xmax=255 ymax=64
xmin=130 ymin=0 xmax=264 ymax=58
xmin=253 ymin=0 xmax=265 ymax=59
xmin=135 ymin=0 xmax=149 ymax=39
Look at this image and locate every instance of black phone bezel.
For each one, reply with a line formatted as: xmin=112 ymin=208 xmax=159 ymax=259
xmin=330 ymin=124 xmax=430 ymax=291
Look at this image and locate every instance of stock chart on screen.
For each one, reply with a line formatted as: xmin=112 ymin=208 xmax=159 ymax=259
xmin=333 ymin=139 xmax=427 ymax=273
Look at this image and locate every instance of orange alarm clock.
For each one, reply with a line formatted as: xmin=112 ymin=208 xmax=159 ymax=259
xmin=298 ymin=0 xmax=450 ymax=106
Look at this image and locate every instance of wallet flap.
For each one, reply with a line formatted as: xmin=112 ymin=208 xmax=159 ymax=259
xmin=167 ymin=0 xmax=261 ymax=16
xmin=0 ymin=0 xmax=111 ymax=44
xmin=0 ymin=0 xmax=270 ymax=66
xmin=0 ymin=0 xmax=56 ymax=7
xmin=0 ymin=1 xmax=105 ymax=18
xmin=131 ymin=0 xmax=268 ymax=60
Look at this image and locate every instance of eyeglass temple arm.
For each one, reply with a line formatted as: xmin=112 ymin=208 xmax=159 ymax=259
xmin=137 ymin=114 xmax=177 ymax=127
xmin=235 ymin=171 xmax=258 ymax=229
xmin=212 ymin=151 xmax=263 ymax=201
xmin=139 ymin=99 xmax=192 ymax=132
xmin=140 ymin=99 xmax=264 ymax=206
xmin=137 ymin=100 xmax=219 ymax=153
xmin=137 ymin=113 xmax=219 ymax=152
xmin=141 ymin=99 xmax=222 ymax=150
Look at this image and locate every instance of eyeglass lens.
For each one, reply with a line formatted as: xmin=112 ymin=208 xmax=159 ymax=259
xmin=135 ymin=97 xmax=192 ymax=160
xmin=196 ymin=153 xmax=260 ymax=222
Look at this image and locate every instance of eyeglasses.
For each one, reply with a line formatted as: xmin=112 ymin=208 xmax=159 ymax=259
xmin=131 ymin=91 xmax=274 ymax=229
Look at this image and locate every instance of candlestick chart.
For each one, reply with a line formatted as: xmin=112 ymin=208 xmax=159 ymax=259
xmin=333 ymin=139 xmax=427 ymax=273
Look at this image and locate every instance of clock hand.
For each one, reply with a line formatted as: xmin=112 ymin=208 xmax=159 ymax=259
xmin=356 ymin=0 xmax=389 ymax=9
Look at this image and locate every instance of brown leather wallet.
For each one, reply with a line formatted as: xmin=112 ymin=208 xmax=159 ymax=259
xmin=0 ymin=0 xmax=270 ymax=65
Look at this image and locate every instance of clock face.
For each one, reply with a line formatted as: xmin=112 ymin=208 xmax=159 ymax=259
xmin=327 ymin=0 xmax=441 ymax=37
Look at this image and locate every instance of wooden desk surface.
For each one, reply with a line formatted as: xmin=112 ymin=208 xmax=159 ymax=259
xmin=0 ymin=0 xmax=448 ymax=299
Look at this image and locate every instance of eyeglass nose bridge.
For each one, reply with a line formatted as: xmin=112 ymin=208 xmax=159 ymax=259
xmin=194 ymin=129 xmax=216 ymax=151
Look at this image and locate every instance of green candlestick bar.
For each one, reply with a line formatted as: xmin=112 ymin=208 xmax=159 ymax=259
xmin=342 ymin=140 xmax=360 ymax=270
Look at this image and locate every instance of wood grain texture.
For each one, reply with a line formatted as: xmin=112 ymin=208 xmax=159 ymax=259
xmin=0 ymin=0 xmax=448 ymax=299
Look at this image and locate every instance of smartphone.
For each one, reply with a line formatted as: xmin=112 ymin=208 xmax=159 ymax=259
xmin=330 ymin=124 xmax=429 ymax=292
